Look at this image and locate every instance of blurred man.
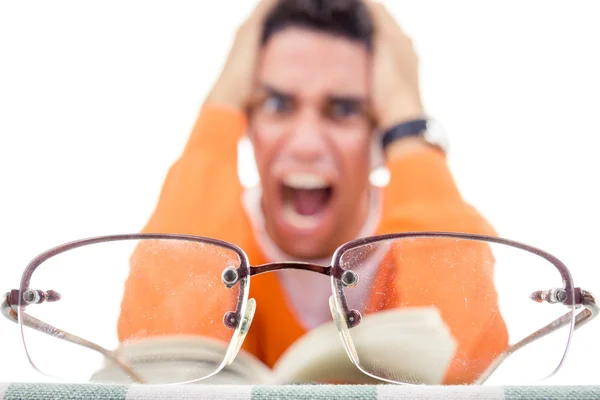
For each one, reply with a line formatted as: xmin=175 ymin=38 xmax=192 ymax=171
xmin=118 ymin=0 xmax=508 ymax=384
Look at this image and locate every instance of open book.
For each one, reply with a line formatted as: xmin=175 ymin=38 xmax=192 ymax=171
xmin=91 ymin=307 xmax=457 ymax=385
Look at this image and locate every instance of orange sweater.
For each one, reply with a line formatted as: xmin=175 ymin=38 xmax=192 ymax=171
xmin=118 ymin=105 xmax=508 ymax=384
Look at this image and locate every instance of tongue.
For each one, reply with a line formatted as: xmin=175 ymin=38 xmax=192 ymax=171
xmin=292 ymin=189 xmax=329 ymax=216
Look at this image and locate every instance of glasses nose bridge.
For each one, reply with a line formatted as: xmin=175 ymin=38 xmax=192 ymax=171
xmin=221 ymin=261 xmax=334 ymax=332
xmin=245 ymin=261 xmax=332 ymax=278
xmin=236 ymin=261 xmax=360 ymax=321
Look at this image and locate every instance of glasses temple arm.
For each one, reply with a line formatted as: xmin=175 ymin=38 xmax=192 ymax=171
xmin=476 ymin=289 xmax=598 ymax=384
xmin=2 ymin=292 xmax=145 ymax=384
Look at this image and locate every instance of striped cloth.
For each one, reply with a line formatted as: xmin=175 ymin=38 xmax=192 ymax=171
xmin=1 ymin=383 xmax=599 ymax=400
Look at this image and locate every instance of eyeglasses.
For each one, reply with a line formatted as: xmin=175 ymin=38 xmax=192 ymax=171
xmin=2 ymin=232 xmax=597 ymax=385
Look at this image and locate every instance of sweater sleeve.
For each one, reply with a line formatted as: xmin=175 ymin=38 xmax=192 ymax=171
xmin=378 ymin=146 xmax=496 ymax=235
xmin=373 ymin=146 xmax=508 ymax=384
xmin=117 ymin=104 xmax=249 ymax=345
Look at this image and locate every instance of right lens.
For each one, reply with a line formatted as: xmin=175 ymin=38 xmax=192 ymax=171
xmin=332 ymin=234 xmax=575 ymax=385
xmin=18 ymin=235 xmax=248 ymax=384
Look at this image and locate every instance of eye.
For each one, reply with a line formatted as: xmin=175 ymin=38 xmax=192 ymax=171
xmin=327 ymin=100 xmax=361 ymax=120
xmin=262 ymin=93 xmax=292 ymax=115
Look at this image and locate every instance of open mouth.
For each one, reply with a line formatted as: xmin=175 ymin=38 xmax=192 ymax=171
xmin=280 ymin=173 xmax=334 ymax=229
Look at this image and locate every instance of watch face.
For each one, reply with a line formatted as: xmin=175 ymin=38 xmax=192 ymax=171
xmin=424 ymin=119 xmax=450 ymax=153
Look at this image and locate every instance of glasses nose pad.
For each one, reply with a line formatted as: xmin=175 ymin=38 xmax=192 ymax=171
xmin=224 ymin=298 xmax=256 ymax=366
xmin=328 ymin=296 xmax=360 ymax=365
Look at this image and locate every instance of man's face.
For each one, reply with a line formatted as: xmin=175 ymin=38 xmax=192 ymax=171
xmin=248 ymin=27 xmax=373 ymax=259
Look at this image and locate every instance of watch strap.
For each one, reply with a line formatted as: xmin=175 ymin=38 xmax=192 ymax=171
xmin=381 ymin=119 xmax=428 ymax=151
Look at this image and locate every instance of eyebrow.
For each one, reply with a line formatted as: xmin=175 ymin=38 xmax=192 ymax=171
xmin=260 ymin=84 xmax=367 ymax=105
xmin=260 ymin=84 xmax=292 ymax=99
xmin=328 ymin=95 xmax=367 ymax=106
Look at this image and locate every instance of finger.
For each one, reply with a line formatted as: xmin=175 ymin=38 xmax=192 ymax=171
xmin=364 ymin=1 xmax=397 ymax=29
xmin=235 ymin=0 xmax=277 ymax=41
xmin=248 ymin=0 xmax=278 ymax=23
xmin=364 ymin=0 xmax=408 ymax=38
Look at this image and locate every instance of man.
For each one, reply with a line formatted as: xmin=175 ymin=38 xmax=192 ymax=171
xmin=118 ymin=0 xmax=508 ymax=384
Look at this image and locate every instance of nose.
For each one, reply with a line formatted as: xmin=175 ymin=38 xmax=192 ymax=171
xmin=284 ymin=109 xmax=328 ymax=163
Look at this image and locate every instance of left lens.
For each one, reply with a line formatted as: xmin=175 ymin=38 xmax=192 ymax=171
xmin=18 ymin=236 xmax=247 ymax=384
xmin=331 ymin=234 xmax=574 ymax=385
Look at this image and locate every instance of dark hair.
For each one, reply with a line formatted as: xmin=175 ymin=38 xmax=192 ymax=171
xmin=261 ymin=0 xmax=374 ymax=50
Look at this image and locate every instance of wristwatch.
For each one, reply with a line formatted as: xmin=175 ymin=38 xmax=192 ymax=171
xmin=381 ymin=118 xmax=449 ymax=154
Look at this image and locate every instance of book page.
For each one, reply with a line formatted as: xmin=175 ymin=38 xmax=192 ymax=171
xmin=273 ymin=307 xmax=457 ymax=384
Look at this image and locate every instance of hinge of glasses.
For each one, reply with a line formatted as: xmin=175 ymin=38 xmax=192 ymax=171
xmin=8 ymin=289 xmax=61 ymax=306
xmin=530 ymin=287 xmax=583 ymax=306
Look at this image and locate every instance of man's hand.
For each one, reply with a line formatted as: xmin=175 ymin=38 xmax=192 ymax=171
xmin=367 ymin=1 xmax=424 ymax=132
xmin=205 ymin=0 xmax=276 ymax=109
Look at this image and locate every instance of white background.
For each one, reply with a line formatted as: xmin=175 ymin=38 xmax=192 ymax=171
xmin=0 ymin=0 xmax=598 ymax=384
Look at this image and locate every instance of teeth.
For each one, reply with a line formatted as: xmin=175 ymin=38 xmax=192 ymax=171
xmin=283 ymin=173 xmax=328 ymax=190
xmin=283 ymin=203 xmax=320 ymax=229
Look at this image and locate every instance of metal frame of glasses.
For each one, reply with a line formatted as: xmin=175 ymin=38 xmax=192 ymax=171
xmin=2 ymin=232 xmax=598 ymax=385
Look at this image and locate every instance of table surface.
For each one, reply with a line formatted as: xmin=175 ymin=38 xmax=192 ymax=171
xmin=1 ymin=383 xmax=600 ymax=400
